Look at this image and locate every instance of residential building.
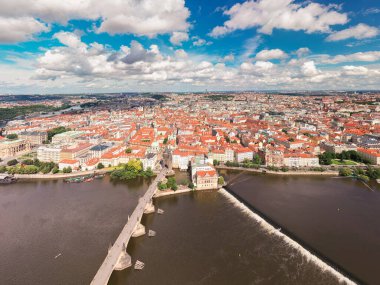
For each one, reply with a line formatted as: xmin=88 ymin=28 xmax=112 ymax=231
xmin=52 ymin=131 xmax=84 ymax=144
xmin=58 ymin=159 xmax=80 ymax=171
xmin=37 ymin=145 xmax=62 ymax=163
xmin=283 ymin=153 xmax=320 ymax=167
xmin=357 ymin=148 xmax=380 ymax=165
xmin=142 ymin=153 xmax=157 ymax=170
xmin=235 ymin=147 xmax=253 ymax=163
xmin=19 ymin=131 xmax=47 ymax=145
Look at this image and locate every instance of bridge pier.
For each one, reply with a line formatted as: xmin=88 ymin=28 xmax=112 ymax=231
xmin=114 ymin=250 xmax=132 ymax=271
xmin=132 ymin=222 xmax=146 ymax=237
xmin=144 ymin=199 xmax=155 ymax=214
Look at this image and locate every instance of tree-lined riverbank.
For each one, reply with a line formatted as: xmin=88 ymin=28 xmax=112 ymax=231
xmin=216 ymin=166 xmax=339 ymax=176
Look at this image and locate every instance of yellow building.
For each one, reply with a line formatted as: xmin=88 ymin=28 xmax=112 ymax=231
xmin=0 ymin=139 xmax=31 ymax=158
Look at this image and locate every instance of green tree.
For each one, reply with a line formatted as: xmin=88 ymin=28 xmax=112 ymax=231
xmin=52 ymin=167 xmax=59 ymax=174
xmin=318 ymin=152 xmax=335 ymax=165
xmin=97 ymin=163 xmax=105 ymax=169
xmin=47 ymin=126 xmax=71 ymax=142
xmin=62 ymin=166 xmax=72 ymax=173
xmin=357 ymin=174 xmax=370 ymax=182
xmin=163 ymin=137 xmax=168 ymax=144
xmin=125 ymin=159 xmax=142 ymax=172
xmin=366 ymin=167 xmax=380 ymax=179
xmin=144 ymin=167 xmax=154 ymax=177
xmin=218 ymin=176 xmax=225 ymax=185
xmin=41 ymin=166 xmax=52 ymax=174
xmin=0 ymin=166 xmax=7 ymax=173
xmin=7 ymin=159 xmax=18 ymax=166
xmin=158 ymin=182 xmax=167 ymax=190
xmin=339 ymin=167 xmax=353 ymax=177
xmin=125 ymin=148 xmax=132 ymax=153
xmin=167 ymin=177 xmax=177 ymax=190
xmin=213 ymin=159 xmax=220 ymax=166
xmin=33 ymin=158 xmax=41 ymax=167
xmin=110 ymin=169 xmax=124 ymax=180
xmin=22 ymin=159 xmax=34 ymax=165
xmin=252 ymin=154 xmax=262 ymax=165
xmin=6 ymin=134 xmax=18 ymax=140
xmin=281 ymin=166 xmax=289 ymax=172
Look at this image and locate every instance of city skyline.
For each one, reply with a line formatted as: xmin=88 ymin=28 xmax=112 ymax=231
xmin=0 ymin=0 xmax=379 ymax=94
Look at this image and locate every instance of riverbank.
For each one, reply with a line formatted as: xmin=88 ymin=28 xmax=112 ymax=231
xmin=13 ymin=168 xmax=111 ymax=180
xmin=153 ymin=186 xmax=220 ymax=198
xmin=216 ymin=165 xmax=339 ymax=176
xmin=154 ymin=186 xmax=193 ymax=198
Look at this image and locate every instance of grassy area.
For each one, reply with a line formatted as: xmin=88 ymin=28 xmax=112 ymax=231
xmin=331 ymin=159 xmax=358 ymax=166
xmin=20 ymin=152 xmax=37 ymax=159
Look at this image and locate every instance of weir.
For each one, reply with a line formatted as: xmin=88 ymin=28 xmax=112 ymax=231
xmin=219 ymin=188 xmax=357 ymax=285
xmin=90 ymin=168 xmax=167 ymax=285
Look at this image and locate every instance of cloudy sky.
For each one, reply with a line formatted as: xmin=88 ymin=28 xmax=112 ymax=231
xmin=0 ymin=0 xmax=379 ymax=94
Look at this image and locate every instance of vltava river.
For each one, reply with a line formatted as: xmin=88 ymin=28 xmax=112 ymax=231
xmin=1 ymin=171 xmax=378 ymax=284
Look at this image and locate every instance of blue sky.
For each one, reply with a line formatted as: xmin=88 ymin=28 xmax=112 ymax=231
xmin=0 ymin=0 xmax=379 ymax=94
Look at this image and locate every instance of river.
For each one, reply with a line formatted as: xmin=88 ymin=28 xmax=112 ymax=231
xmin=0 ymin=172 xmax=378 ymax=284
xmin=0 ymin=176 xmax=151 ymax=285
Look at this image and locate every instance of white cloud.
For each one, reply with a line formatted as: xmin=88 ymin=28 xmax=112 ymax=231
xmin=342 ymin=66 xmax=368 ymax=76
xmin=193 ymin=38 xmax=206 ymax=46
xmin=191 ymin=36 xmax=212 ymax=47
xmin=255 ymin=61 xmax=274 ymax=70
xmin=0 ymin=16 xmax=48 ymax=43
xmin=210 ymin=0 xmax=348 ymax=37
xmin=295 ymin=47 xmax=310 ymax=58
xmin=53 ymin=31 xmax=86 ymax=49
xmin=96 ymin=1 xmax=190 ymax=37
xmin=222 ymin=54 xmax=235 ymax=62
xmin=301 ymin=61 xmax=320 ymax=77
xmin=363 ymin=8 xmax=380 ymax=15
xmin=170 ymin=32 xmax=189 ymax=45
xmin=2 ymin=38 xmax=378 ymax=93
xmin=321 ymin=51 xmax=380 ymax=64
xmin=242 ymin=36 xmax=263 ymax=59
xmin=174 ymin=49 xmax=188 ymax=59
xmin=240 ymin=61 xmax=274 ymax=77
xmin=327 ymin=24 xmax=379 ymax=41
xmin=255 ymin=49 xmax=287 ymax=61
xmin=0 ymin=0 xmax=190 ymax=42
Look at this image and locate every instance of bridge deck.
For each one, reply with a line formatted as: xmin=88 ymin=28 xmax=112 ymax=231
xmin=90 ymin=169 xmax=167 ymax=285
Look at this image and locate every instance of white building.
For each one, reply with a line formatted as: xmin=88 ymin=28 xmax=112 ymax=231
xmin=172 ymin=150 xmax=191 ymax=171
xmin=234 ymin=148 xmax=253 ymax=163
xmin=58 ymin=159 xmax=80 ymax=171
xmin=225 ymin=148 xmax=234 ymax=162
xmin=52 ymin=131 xmax=84 ymax=144
xmin=191 ymin=164 xmax=218 ymax=190
xmin=142 ymin=153 xmax=157 ymax=170
xmin=357 ymin=148 xmax=380 ymax=165
xmin=37 ymin=145 xmax=62 ymax=163
xmin=283 ymin=154 xmax=319 ymax=167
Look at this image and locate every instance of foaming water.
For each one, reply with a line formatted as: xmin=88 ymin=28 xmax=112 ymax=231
xmin=219 ymin=188 xmax=356 ymax=285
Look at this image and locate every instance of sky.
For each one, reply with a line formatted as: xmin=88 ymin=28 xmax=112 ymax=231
xmin=0 ymin=0 xmax=379 ymax=94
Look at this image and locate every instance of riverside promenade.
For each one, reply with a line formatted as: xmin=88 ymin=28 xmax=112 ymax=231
xmin=216 ymin=166 xmax=339 ymax=176
xmin=90 ymin=168 xmax=167 ymax=285
xmin=13 ymin=168 xmax=111 ymax=179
